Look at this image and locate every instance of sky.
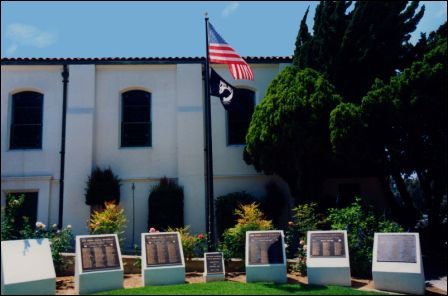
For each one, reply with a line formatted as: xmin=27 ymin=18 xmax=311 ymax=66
xmin=1 ymin=1 xmax=447 ymax=58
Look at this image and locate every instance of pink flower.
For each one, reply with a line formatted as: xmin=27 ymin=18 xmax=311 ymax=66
xmin=198 ymin=234 xmax=204 ymax=240
xmin=288 ymin=221 xmax=294 ymax=226
xmin=149 ymin=227 xmax=157 ymax=233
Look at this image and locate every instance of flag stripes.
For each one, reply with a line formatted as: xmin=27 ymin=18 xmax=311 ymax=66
xmin=207 ymin=22 xmax=254 ymax=80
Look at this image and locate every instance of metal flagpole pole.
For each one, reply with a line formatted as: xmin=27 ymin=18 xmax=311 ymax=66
xmin=204 ymin=12 xmax=216 ymax=251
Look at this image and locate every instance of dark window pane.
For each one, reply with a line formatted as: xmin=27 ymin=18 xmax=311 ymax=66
xmin=10 ymin=125 xmax=42 ymax=149
xmin=121 ymin=90 xmax=151 ymax=147
xmin=228 ymin=89 xmax=255 ymax=145
xmin=10 ymin=92 xmax=43 ymax=149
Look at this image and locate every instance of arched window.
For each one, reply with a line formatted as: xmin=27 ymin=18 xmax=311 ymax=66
xmin=121 ymin=90 xmax=152 ymax=147
xmin=10 ymin=91 xmax=43 ymax=149
xmin=227 ymin=88 xmax=255 ymax=145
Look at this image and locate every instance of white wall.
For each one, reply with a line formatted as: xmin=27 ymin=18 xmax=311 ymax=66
xmin=1 ymin=61 xmax=291 ymax=249
xmin=1 ymin=65 xmax=63 ymax=227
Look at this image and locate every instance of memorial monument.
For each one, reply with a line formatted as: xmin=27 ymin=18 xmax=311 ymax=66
xmin=75 ymin=234 xmax=124 ymax=294
xmin=245 ymin=230 xmax=287 ymax=283
xmin=1 ymin=238 xmax=56 ymax=295
xmin=141 ymin=232 xmax=185 ymax=285
xmin=306 ymin=230 xmax=351 ymax=286
xmin=372 ymin=232 xmax=425 ymax=295
xmin=203 ymin=252 xmax=225 ymax=282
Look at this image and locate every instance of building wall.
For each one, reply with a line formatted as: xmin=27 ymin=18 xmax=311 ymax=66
xmin=1 ymin=62 xmax=290 ymax=249
xmin=1 ymin=65 xmax=63 ymax=227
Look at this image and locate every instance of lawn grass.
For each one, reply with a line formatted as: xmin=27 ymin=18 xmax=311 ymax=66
xmin=95 ymin=281 xmax=387 ymax=295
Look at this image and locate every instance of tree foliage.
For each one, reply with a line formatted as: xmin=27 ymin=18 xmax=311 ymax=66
xmin=330 ymin=22 xmax=447 ymax=229
xmin=294 ymin=1 xmax=425 ymax=102
xmin=244 ymin=67 xmax=342 ymax=199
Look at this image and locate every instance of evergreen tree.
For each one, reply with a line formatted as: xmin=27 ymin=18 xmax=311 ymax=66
xmin=293 ymin=1 xmax=425 ymax=103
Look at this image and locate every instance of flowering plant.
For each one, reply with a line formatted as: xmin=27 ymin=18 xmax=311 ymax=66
xmin=166 ymin=226 xmax=208 ymax=260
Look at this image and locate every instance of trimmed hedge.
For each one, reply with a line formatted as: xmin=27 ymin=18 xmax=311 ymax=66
xmin=85 ymin=167 xmax=121 ymax=206
xmin=148 ymin=177 xmax=184 ymax=231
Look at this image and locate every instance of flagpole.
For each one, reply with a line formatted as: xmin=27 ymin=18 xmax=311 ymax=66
xmin=204 ymin=12 xmax=216 ymax=251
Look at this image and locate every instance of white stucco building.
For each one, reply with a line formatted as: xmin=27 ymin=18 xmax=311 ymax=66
xmin=1 ymin=56 xmax=292 ymax=248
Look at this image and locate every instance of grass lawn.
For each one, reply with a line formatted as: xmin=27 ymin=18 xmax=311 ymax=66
xmin=95 ymin=281 xmax=388 ymax=295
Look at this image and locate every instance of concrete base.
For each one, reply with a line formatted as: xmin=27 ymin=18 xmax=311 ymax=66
xmin=373 ymin=271 xmax=425 ymax=295
xmin=372 ymin=233 xmax=425 ymax=295
xmin=307 ymin=266 xmax=351 ymax=287
xmin=143 ymin=266 xmax=185 ymax=286
xmin=1 ymin=278 xmax=55 ymax=295
xmin=204 ymin=274 xmax=225 ymax=282
xmin=76 ymin=269 xmax=123 ymax=294
xmin=246 ymin=264 xmax=287 ymax=283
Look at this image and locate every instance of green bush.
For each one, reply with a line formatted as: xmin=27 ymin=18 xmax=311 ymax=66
xmin=215 ymin=191 xmax=258 ymax=238
xmin=88 ymin=202 xmax=127 ymax=248
xmin=1 ymin=193 xmax=27 ymax=240
xmin=219 ymin=203 xmax=273 ymax=261
xmin=286 ymin=202 xmax=326 ymax=258
xmin=148 ymin=177 xmax=184 ymax=230
xmin=166 ymin=226 xmax=207 ymax=260
xmin=85 ymin=167 xmax=121 ymax=206
xmin=1 ymin=194 xmax=73 ymax=269
xmin=327 ymin=197 xmax=403 ymax=277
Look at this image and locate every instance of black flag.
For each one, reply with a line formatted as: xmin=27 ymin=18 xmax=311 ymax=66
xmin=209 ymin=68 xmax=237 ymax=110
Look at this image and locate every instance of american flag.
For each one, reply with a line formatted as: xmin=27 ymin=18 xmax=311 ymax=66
xmin=207 ymin=22 xmax=254 ymax=80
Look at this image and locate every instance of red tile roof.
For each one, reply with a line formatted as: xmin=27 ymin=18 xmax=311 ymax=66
xmin=1 ymin=56 xmax=292 ymax=65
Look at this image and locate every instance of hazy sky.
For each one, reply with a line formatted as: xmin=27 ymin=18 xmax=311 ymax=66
xmin=1 ymin=1 xmax=446 ymax=58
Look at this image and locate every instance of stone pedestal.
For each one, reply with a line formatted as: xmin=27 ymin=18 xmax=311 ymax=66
xmin=75 ymin=234 xmax=124 ymax=294
xmin=245 ymin=230 xmax=287 ymax=283
xmin=141 ymin=232 xmax=185 ymax=286
xmin=1 ymin=239 xmax=56 ymax=295
xmin=306 ymin=230 xmax=351 ymax=287
xmin=372 ymin=233 xmax=425 ymax=295
xmin=203 ymin=252 xmax=225 ymax=282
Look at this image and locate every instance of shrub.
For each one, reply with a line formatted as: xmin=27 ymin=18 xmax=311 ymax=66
xmin=286 ymin=202 xmax=326 ymax=258
xmin=215 ymin=191 xmax=258 ymax=238
xmin=88 ymin=202 xmax=127 ymax=248
xmin=219 ymin=203 xmax=273 ymax=261
xmin=148 ymin=177 xmax=184 ymax=231
xmin=290 ymin=239 xmax=307 ymax=276
xmin=85 ymin=167 xmax=121 ymax=207
xmin=327 ymin=197 xmax=403 ymax=277
xmin=166 ymin=226 xmax=208 ymax=260
xmin=1 ymin=193 xmax=27 ymax=240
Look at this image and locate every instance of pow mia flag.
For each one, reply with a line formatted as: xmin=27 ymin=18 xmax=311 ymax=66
xmin=210 ymin=68 xmax=237 ymax=110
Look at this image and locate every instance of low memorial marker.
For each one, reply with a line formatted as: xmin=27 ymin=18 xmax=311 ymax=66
xmin=306 ymin=230 xmax=351 ymax=286
xmin=141 ymin=232 xmax=185 ymax=286
xmin=75 ymin=234 xmax=123 ymax=294
xmin=1 ymin=238 xmax=56 ymax=295
xmin=203 ymin=252 xmax=225 ymax=282
xmin=245 ymin=230 xmax=287 ymax=283
xmin=372 ymin=232 xmax=425 ymax=295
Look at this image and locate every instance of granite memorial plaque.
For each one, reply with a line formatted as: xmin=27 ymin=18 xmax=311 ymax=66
xmin=377 ymin=234 xmax=416 ymax=263
xmin=205 ymin=252 xmax=224 ymax=274
xmin=144 ymin=233 xmax=182 ymax=267
xmin=80 ymin=236 xmax=120 ymax=272
xmin=310 ymin=232 xmax=346 ymax=257
xmin=248 ymin=232 xmax=284 ymax=265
